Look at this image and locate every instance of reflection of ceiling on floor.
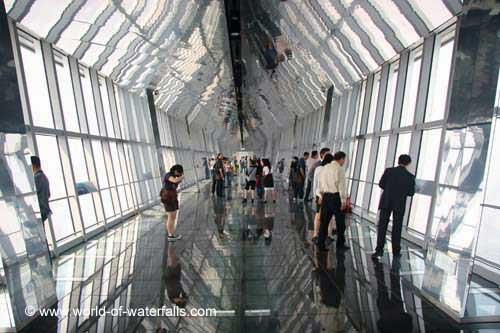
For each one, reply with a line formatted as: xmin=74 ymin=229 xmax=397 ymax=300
xmin=239 ymin=0 xmax=461 ymax=130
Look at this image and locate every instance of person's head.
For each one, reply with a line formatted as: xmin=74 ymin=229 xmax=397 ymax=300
xmin=321 ymin=153 xmax=334 ymax=166
xmin=398 ymin=154 xmax=412 ymax=168
xmin=170 ymin=164 xmax=184 ymax=177
xmin=311 ymin=150 xmax=318 ymax=159
xmin=31 ymin=155 xmax=41 ymax=173
xmin=217 ymin=153 xmax=223 ymax=160
xmin=303 ymin=152 xmax=309 ymax=160
xmin=262 ymin=158 xmax=271 ymax=168
xmin=333 ymin=151 xmax=347 ymax=166
xmin=319 ymin=147 xmax=330 ymax=159
xmin=170 ymin=291 xmax=188 ymax=308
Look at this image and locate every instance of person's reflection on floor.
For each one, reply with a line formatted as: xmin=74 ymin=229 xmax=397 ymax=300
xmin=162 ymin=242 xmax=188 ymax=309
xmin=257 ymin=201 xmax=274 ymax=245
xmin=242 ymin=203 xmax=255 ymax=242
xmin=375 ymin=258 xmax=412 ymax=332
xmin=314 ymin=251 xmax=346 ymax=332
xmin=213 ymin=196 xmax=229 ymax=237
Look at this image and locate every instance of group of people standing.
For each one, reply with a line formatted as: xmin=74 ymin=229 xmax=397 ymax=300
xmin=288 ymin=149 xmax=350 ymax=251
xmin=288 ymin=149 xmax=416 ymax=257
xmin=241 ymin=157 xmax=277 ymax=204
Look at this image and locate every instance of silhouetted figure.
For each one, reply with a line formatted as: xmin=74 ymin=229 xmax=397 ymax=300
xmin=31 ymin=155 xmax=51 ymax=222
xmin=375 ymin=259 xmax=412 ymax=332
xmin=372 ymin=155 xmax=415 ymax=259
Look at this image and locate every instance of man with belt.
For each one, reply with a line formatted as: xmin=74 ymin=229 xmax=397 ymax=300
xmin=317 ymin=151 xmax=349 ymax=252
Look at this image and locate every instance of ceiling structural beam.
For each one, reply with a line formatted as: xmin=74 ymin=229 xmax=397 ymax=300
xmin=72 ymin=4 xmax=116 ymax=59
xmin=392 ymin=0 xmax=429 ymax=37
xmin=7 ymin=0 xmax=34 ymax=22
xmin=46 ymin=0 xmax=86 ymax=43
xmin=441 ymin=0 xmax=463 ymax=15
xmin=92 ymin=1 xmax=147 ymax=71
xmin=309 ymin=0 xmax=369 ymax=74
xmin=110 ymin=0 xmax=180 ymax=81
xmin=356 ymin=0 xmax=405 ymax=52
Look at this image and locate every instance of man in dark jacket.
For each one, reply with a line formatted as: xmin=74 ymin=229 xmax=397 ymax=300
xmin=31 ymin=156 xmax=52 ymax=222
xmin=372 ymin=154 xmax=415 ymax=260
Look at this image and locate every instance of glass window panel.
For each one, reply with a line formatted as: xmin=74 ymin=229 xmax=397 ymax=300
xmin=401 ymin=48 xmax=422 ymax=127
xmin=394 ymin=133 xmax=412 ymax=166
xmin=425 ymin=31 xmax=455 ymax=122
xmin=408 ymin=193 xmax=432 ymax=234
xmin=417 ymin=129 xmax=442 ymax=181
xmin=359 ymin=139 xmax=372 ymax=182
xmin=374 ymin=136 xmax=389 ymax=183
xmin=91 ymin=140 xmax=109 ymax=188
xmin=4 ymin=141 xmax=35 ymax=195
xmin=348 ymin=140 xmax=358 ymax=179
xmin=54 ymin=51 xmax=79 ymax=132
xmin=369 ymin=185 xmax=381 ymax=213
xmin=67 ymin=138 xmax=89 ymax=183
xmin=98 ymin=76 xmax=115 ymax=138
xmin=367 ymin=72 xmax=381 ymax=133
xmin=113 ymin=85 xmax=127 ymax=139
xmin=382 ymin=62 xmax=399 ymax=131
xmin=35 ymin=134 xmax=67 ymax=199
xmin=110 ymin=188 xmax=120 ymax=216
xmin=80 ymin=66 xmax=99 ymax=135
xmin=484 ymin=118 xmax=500 ymax=206
xmin=101 ymin=189 xmax=114 ymax=218
xmin=109 ymin=142 xmax=123 ymax=185
xmin=476 ymin=207 xmax=500 ymax=264
xmin=50 ymin=198 xmax=74 ymax=241
xmin=355 ymin=81 xmax=367 ymax=135
xmin=19 ymin=35 xmax=53 ymax=128
xmin=357 ymin=181 xmax=366 ymax=206
xmin=80 ymin=193 xmax=97 ymax=228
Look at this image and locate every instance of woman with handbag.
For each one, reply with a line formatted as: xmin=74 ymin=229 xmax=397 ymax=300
xmin=161 ymin=164 xmax=184 ymax=241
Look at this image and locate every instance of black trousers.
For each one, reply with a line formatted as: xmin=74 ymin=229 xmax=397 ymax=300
xmin=304 ymin=179 xmax=312 ymax=200
xmin=294 ymin=180 xmax=304 ymax=199
xmin=318 ymin=193 xmax=346 ymax=248
xmin=375 ymin=208 xmax=404 ymax=254
xmin=216 ymin=179 xmax=224 ymax=196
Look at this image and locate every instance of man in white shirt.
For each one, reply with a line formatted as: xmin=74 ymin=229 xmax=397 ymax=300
xmin=317 ymin=151 xmax=348 ymax=251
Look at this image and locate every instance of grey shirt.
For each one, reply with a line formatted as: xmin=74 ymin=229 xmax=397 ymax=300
xmin=308 ymin=159 xmax=322 ymax=181
xmin=34 ymin=170 xmax=51 ymax=220
xmin=247 ymin=166 xmax=257 ymax=181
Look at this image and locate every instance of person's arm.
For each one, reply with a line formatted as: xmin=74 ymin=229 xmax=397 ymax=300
xmin=169 ymin=175 xmax=184 ymax=183
xmin=336 ymin=166 xmax=347 ymax=207
xmin=379 ymin=169 xmax=388 ymax=190
xmin=313 ymin=168 xmax=322 ymax=199
xmin=408 ymin=175 xmax=416 ymax=197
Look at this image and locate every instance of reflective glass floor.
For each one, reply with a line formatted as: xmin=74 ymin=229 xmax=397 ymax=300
xmin=21 ymin=178 xmax=500 ymax=332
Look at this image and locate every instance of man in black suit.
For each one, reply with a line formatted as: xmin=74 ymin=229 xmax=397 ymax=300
xmin=372 ymin=154 xmax=415 ymax=260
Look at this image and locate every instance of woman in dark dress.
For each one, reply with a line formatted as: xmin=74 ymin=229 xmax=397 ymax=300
xmin=162 ymin=164 xmax=184 ymax=242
